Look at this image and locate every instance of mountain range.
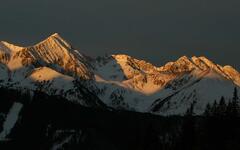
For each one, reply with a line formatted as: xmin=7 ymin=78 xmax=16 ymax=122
xmin=0 ymin=33 xmax=239 ymax=115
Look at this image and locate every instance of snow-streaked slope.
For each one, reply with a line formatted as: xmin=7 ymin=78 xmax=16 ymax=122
xmin=151 ymin=70 xmax=239 ymax=115
xmin=94 ymin=54 xmax=159 ymax=81
xmin=1 ymin=33 xmax=93 ymax=79
xmin=0 ymin=102 xmax=23 ymax=140
xmin=29 ymin=67 xmax=73 ymax=81
xmin=0 ymin=34 xmax=104 ymax=108
xmin=11 ymin=66 xmax=104 ymax=107
xmin=149 ymin=56 xmax=240 ymax=115
xmin=13 ymin=33 xmax=93 ymax=79
xmin=92 ymin=54 xmax=177 ymax=111
xmin=93 ymin=54 xmax=174 ymax=94
xmin=22 ymin=67 xmax=74 ymax=93
xmin=93 ymin=55 xmax=240 ymax=114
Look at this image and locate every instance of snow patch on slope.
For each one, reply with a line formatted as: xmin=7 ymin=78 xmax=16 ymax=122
xmin=0 ymin=102 xmax=23 ymax=140
xmin=16 ymin=67 xmax=75 ymax=94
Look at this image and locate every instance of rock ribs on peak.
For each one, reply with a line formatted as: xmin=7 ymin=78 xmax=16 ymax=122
xmin=4 ymin=33 xmax=93 ymax=79
xmin=158 ymin=56 xmax=238 ymax=75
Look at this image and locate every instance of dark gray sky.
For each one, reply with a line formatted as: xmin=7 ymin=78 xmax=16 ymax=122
xmin=0 ymin=0 xmax=240 ymax=68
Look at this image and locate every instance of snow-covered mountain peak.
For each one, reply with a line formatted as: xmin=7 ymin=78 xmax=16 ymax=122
xmin=158 ymin=56 xmax=197 ymax=73
xmin=190 ymin=56 xmax=209 ymax=70
xmin=111 ymin=54 xmax=131 ymax=61
xmin=175 ymin=55 xmax=196 ymax=67
xmin=0 ymin=33 xmax=68 ymax=54
xmin=177 ymin=55 xmax=190 ymax=61
xmin=50 ymin=32 xmax=61 ymax=38
xmin=191 ymin=56 xmax=240 ymax=80
xmin=29 ymin=34 xmax=93 ymax=78
xmin=158 ymin=55 xmax=237 ymax=75
xmin=111 ymin=54 xmax=156 ymax=71
xmin=191 ymin=56 xmax=222 ymax=71
xmin=197 ymin=56 xmax=218 ymax=69
xmin=31 ymin=33 xmax=72 ymax=51
xmin=0 ymin=34 xmax=94 ymax=79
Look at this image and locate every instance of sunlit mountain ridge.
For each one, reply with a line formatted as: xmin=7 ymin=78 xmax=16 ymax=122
xmin=0 ymin=33 xmax=239 ymax=115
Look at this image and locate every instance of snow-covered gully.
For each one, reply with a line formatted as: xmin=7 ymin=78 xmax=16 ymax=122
xmin=0 ymin=102 xmax=23 ymax=140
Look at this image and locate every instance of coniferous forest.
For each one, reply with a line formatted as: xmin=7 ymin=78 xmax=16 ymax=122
xmin=0 ymin=87 xmax=240 ymax=150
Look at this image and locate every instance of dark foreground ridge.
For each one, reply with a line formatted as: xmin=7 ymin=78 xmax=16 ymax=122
xmin=0 ymin=87 xmax=240 ymax=150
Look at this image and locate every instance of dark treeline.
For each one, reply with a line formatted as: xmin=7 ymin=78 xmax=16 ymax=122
xmin=0 ymin=87 xmax=240 ymax=150
xmin=204 ymin=87 xmax=240 ymax=118
xmin=180 ymin=87 xmax=240 ymax=150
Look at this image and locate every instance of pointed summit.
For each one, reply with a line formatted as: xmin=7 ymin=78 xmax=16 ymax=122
xmin=112 ymin=54 xmax=132 ymax=61
xmin=4 ymin=33 xmax=94 ymax=79
xmin=50 ymin=32 xmax=61 ymax=38
xmin=175 ymin=56 xmax=197 ymax=67
xmin=198 ymin=56 xmax=216 ymax=68
xmin=177 ymin=55 xmax=190 ymax=61
xmin=49 ymin=33 xmax=68 ymax=44
xmin=158 ymin=56 xmax=197 ymax=73
xmin=34 ymin=32 xmax=72 ymax=50
xmin=158 ymin=55 xmax=239 ymax=76
xmin=191 ymin=56 xmax=210 ymax=70
xmin=191 ymin=56 xmax=233 ymax=78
